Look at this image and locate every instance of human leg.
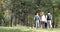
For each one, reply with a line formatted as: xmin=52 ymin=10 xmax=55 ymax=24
xmin=36 ymin=20 xmax=39 ymax=28
xmin=49 ymin=20 xmax=52 ymax=28
xmin=47 ymin=20 xmax=50 ymax=28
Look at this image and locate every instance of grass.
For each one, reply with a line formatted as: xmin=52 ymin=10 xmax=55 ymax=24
xmin=0 ymin=26 xmax=60 ymax=32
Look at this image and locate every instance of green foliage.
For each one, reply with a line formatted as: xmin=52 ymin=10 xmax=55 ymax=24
xmin=0 ymin=0 xmax=60 ymax=28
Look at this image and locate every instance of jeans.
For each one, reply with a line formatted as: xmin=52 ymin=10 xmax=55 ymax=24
xmin=35 ymin=20 xmax=39 ymax=28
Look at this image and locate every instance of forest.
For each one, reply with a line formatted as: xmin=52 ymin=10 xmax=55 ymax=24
xmin=0 ymin=0 xmax=60 ymax=28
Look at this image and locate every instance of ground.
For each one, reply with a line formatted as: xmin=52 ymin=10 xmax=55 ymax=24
xmin=0 ymin=26 xmax=60 ymax=32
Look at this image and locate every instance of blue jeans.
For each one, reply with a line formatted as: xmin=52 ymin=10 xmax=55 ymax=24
xmin=35 ymin=20 xmax=39 ymax=28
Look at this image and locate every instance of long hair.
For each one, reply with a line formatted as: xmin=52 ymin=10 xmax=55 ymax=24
xmin=40 ymin=11 xmax=44 ymax=16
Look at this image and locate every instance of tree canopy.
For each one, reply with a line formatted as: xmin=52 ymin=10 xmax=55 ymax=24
xmin=0 ymin=0 xmax=60 ymax=28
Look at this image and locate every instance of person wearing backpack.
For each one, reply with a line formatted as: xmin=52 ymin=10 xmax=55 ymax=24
xmin=46 ymin=12 xmax=52 ymax=28
xmin=34 ymin=12 xmax=40 ymax=28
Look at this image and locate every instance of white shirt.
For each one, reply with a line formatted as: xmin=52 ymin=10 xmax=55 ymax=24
xmin=41 ymin=15 xmax=47 ymax=22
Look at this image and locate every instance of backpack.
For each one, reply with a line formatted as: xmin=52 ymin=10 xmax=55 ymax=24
xmin=35 ymin=16 xmax=39 ymax=21
xmin=47 ymin=14 xmax=51 ymax=20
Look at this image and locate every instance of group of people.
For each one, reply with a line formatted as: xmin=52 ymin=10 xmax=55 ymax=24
xmin=34 ymin=11 xmax=52 ymax=29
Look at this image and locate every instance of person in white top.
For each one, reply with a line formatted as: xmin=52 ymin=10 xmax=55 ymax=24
xmin=40 ymin=11 xmax=47 ymax=28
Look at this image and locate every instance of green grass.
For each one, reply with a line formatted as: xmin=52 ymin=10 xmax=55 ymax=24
xmin=0 ymin=26 xmax=60 ymax=32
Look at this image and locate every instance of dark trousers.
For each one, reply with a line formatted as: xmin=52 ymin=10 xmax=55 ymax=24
xmin=41 ymin=21 xmax=47 ymax=28
xmin=45 ymin=23 xmax=47 ymax=28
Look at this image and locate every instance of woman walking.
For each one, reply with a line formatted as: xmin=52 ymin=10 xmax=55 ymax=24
xmin=40 ymin=11 xmax=47 ymax=28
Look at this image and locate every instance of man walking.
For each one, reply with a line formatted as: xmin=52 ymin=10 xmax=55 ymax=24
xmin=46 ymin=12 xmax=52 ymax=28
